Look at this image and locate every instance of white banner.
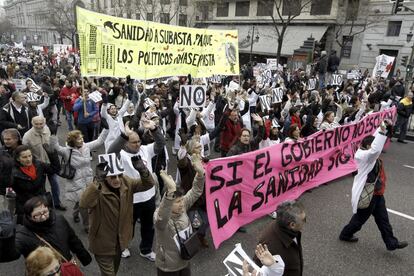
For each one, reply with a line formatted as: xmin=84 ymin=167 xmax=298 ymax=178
xmin=372 ymin=54 xmax=395 ymax=79
xmin=53 ymin=44 xmax=71 ymax=55
xmin=179 ymin=85 xmax=207 ymax=108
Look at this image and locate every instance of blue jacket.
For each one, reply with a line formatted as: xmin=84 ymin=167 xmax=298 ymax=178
xmin=73 ymin=98 xmax=98 ymax=124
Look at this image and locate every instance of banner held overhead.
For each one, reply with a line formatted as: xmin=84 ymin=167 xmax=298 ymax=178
xmin=76 ymin=7 xmax=239 ymax=79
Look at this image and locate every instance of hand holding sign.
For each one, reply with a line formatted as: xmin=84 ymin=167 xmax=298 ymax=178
xmin=242 ymin=260 xmax=257 ymax=276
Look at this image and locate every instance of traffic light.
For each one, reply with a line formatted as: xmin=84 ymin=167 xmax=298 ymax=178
xmin=392 ymin=0 xmax=404 ymax=14
xmin=401 ymin=56 xmax=408 ymax=67
xmin=407 ymin=64 xmax=413 ymax=73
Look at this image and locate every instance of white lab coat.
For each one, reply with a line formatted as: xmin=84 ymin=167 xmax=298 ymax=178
xmin=351 ymin=129 xmax=387 ymax=214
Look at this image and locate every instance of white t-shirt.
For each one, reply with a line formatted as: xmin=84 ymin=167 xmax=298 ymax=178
xmin=120 ymin=143 xmax=156 ymax=203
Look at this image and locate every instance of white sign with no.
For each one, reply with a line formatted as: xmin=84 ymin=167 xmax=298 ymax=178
xmin=179 ymin=85 xmax=207 ymax=108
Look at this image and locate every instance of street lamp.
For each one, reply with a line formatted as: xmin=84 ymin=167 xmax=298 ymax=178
xmin=246 ymin=26 xmax=260 ymax=63
xmin=405 ymin=29 xmax=414 ymax=85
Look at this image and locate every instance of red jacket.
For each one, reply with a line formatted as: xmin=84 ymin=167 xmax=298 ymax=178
xmin=60 ymin=86 xmax=79 ymax=112
xmin=220 ymin=115 xmax=243 ymax=152
xmin=61 ymin=262 xmax=84 ymax=276
xmin=291 ymin=115 xmax=302 ymax=129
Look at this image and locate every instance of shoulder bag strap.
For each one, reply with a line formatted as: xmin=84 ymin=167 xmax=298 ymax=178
xmin=34 ymin=233 xmax=68 ymax=262
xmin=173 ymin=222 xmax=183 ymax=244
xmin=68 ymin=149 xmax=73 ymax=163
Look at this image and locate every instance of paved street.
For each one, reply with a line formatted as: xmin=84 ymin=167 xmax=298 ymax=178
xmin=1 ymin=121 xmax=414 ymax=276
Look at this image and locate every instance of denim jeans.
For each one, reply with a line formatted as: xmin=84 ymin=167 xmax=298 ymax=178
xmin=47 ymin=174 xmax=61 ymax=207
xmin=66 ymin=111 xmax=74 ymax=131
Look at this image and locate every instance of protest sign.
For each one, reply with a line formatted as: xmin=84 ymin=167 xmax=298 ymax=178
xmin=307 ymin=78 xmax=317 ymax=91
xmin=272 ymin=87 xmax=284 ymax=103
xmin=89 ymin=91 xmax=103 ymax=103
xmin=259 ymin=95 xmax=272 ymax=111
xmin=266 ymin=58 xmax=277 ymax=70
xmin=53 ymin=44 xmax=71 ymax=55
xmin=223 ymin=244 xmax=261 ymax=276
xmin=208 ymin=75 xmax=223 ymax=84
xmin=331 ymin=74 xmax=343 ymax=86
xmin=204 ymin=107 xmax=396 ymax=248
xmin=372 ymin=54 xmax=395 ymax=79
xmin=98 ymin=153 xmax=124 ymax=175
xmin=76 ymin=7 xmax=239 ymax=79
xmin=179 ymin=85 xmax=207 ymax=108
xmin=32 ymin=46 xmax=44 ymax=51
xmin=12 ymin=79 xmax=26 ymax=91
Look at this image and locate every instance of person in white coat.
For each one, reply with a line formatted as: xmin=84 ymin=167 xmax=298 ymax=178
xmin=339 ymin=121 xmax=408 ymax=251
xmin=101 ymin=97 xmax=130 ymax=152
xmin=49 ymin=128 xmax=108 ymax=232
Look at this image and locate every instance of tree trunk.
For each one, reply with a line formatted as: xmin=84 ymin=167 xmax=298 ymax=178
xmin=276 ymin=26 xmax=287 ymax=63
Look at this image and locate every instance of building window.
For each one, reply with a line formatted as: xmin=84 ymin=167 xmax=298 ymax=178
xmin=346 ymin=0 xmax=359 ymax=21
xmin=310 ymin=0 xmax=332 ymax=15
xmin=199 ymin=4 xmax=209 ymax=20
xmin=282 ymin=0 xmax=301 ymax=16
xmin=179 ymin=0 xmax=188 ymax=6
xmin=257 ymin=0 xmax=274 ymax=16
xmin=147 ymin=13 xmax=153 ymax=21
xmin=160 ymin=0 xmax=170 ymax=4
xmin=235 ymin=1 xmax=250 ymax=16
xmin=216 ymin=2 xmax=229 ymax=17
xmin=104 ymin=0 xmax=108 ymax=9
xmin=160 ymin=13 xmax=170 ymax=24
xmin=91 ymin=0 xmax=95 ymax=10
xmin=135 ymin=13 xmax=140 ymax=19
xmin=386 ymin=21 xmax=402 ymax=36
xmin=341 ymin=36 xmax=353 ymax=58
xmin=147 ymin=0 xmax=152 ymax=4
xmin=179 ymin=14 xmax=187 ymax=26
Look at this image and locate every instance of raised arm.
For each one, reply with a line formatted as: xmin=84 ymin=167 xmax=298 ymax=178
xmin=85 ymin=129 xmax=109 ymax=151
xmin=154 ymin=171 xmax=176 ymax=230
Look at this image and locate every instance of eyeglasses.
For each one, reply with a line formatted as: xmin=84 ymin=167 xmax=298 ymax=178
xmin=45 ymin=264 xmax=61 ymax=276
xmin=32 ymin=209 xmax=49 ymax=220
xmin=109 ymin=174 xmax=123 ymax=179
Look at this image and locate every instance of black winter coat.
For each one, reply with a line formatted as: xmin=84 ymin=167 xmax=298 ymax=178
xmin=0 ymin=212 xmax=92 ymax=266
xmin=11 ymin=152 xmax=60 ymax=216
xmin=226 ymin=125 xmax=265 ymax=157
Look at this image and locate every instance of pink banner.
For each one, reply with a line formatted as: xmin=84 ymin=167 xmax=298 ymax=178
xmin=205 ymin=107 xmax=396 ymax=248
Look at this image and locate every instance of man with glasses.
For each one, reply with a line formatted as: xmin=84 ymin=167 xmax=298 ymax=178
xmin=253 ymin=200 xmax=306 ymax=276
xmin=80 ymin=153 xmax=155 ymax=276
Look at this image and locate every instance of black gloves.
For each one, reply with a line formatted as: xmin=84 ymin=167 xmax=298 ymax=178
xmin=131 ymin=156 xmax=149 ymax=177
xmin=42 ymin=143 xmax=55 ymax=155
xmin=385 ymin=120 xmax=394 ymax=138
xmin=102 ymin=93 xmax=108 ymax=104
xmin=95 ymin=161 xmax=108 ymax=183
xmin=101 ymin=117 xmax=109 ymax=129
xmin=0 ymin=210 xmax=14 ymax=238
xmin=47 ymin=121 xmax=58 ymax=136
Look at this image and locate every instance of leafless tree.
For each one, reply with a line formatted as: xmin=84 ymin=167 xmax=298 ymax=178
xmin=334 ymin=0 xmax=381 ymax=50
xmin=257 ymin=0 xmax=312 ymax=62
xmin=47 ymin=0 xmax=77 ymax=44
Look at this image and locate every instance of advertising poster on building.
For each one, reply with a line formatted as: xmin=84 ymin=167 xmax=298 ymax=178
xmin=76 ymin=7 xmax=239 ymax=79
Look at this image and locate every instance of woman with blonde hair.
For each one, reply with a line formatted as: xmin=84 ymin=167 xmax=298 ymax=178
xmin=26 ymin=246 xmax=83 ymax=276
xmin=50 ymin=128 xmax=108 ymax=232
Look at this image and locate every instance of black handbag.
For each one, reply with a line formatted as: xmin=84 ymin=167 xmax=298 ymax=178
xmin=173 ymin=223 xmax=201 ymax=260
xmin=57 ymin=149 xmax=76 ymax=179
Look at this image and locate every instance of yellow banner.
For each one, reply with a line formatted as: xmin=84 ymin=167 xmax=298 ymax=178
xmin=76 ymin=7 xmax=239 ymax=79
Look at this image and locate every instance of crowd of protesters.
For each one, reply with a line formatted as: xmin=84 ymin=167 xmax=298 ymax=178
xmin=0 ymin=45 xmax=413 ymax=276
